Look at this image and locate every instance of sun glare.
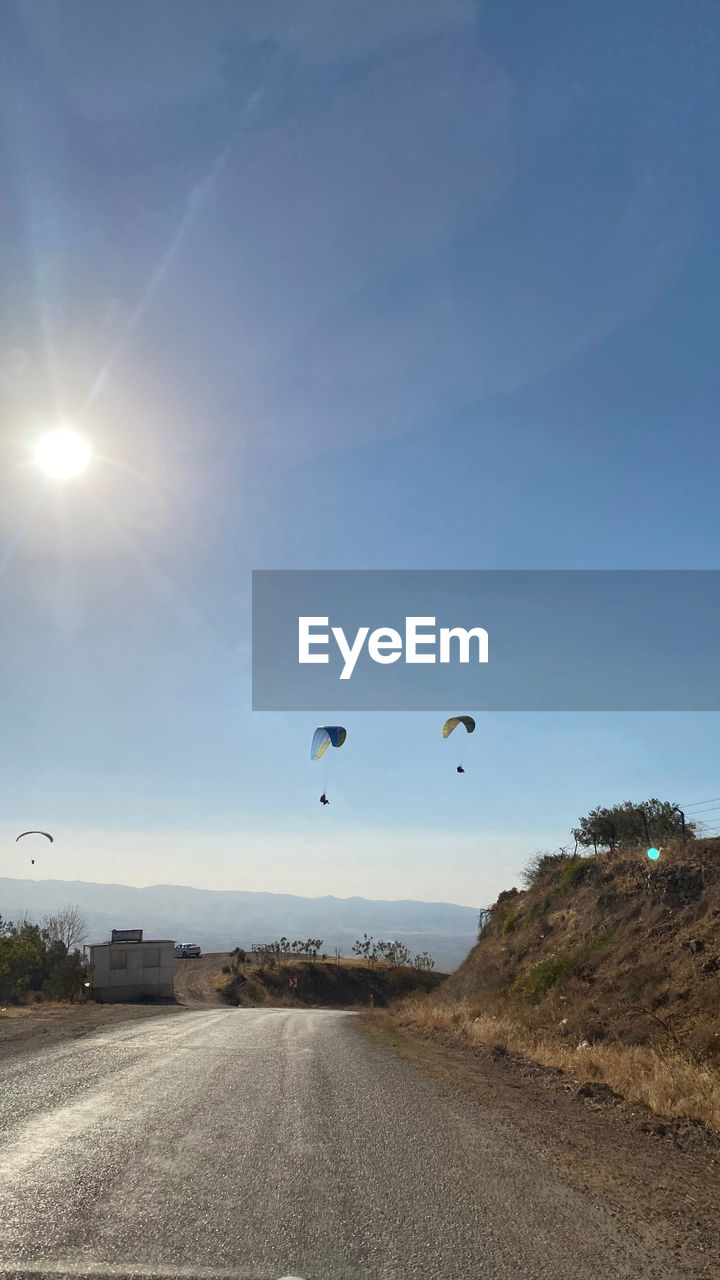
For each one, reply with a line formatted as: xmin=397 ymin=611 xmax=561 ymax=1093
xmin=34 ymin=427 xmax=91 ymax=479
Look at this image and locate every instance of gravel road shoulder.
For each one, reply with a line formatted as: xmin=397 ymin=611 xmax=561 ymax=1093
xmin=0 ymin=1001 xmax=187 ymax=1060
xmin=358 ymin=1016 xmax=720 ymax=1279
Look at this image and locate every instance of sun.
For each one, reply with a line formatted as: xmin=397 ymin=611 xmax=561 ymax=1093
xmin=34 ymin=427 xmax=91 ymax=479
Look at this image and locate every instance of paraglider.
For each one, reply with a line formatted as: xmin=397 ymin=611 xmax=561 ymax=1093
xmin=442 ymin=716 xmax=475 ymax=739
xmin=442 ymin=716 xmax=475 ymax=773
xmin=311 ymin=727 xmax=346 ymax=760
xmin=16 ymin=830 xmax=53 ymax=868
xmin=312 ymin=726 xmax=346 ymax=805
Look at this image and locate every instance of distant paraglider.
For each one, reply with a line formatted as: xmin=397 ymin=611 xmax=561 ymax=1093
xmin=16 ymin=830 xmax=54 ymax=868
xmin=442 ymin=716 xmax=475 ymax=773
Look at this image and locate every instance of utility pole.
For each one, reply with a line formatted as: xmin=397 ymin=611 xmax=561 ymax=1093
xmin=672 ymin=805 xmax=687 ymax=847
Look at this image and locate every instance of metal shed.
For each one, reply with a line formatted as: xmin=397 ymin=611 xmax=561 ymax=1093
xmin=87 ymin=934 xmax=175 ymax=1002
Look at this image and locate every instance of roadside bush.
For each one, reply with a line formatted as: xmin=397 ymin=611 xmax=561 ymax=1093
xmin=558 ymin=856 xmax=597 ymax=895
xmin=510 ymin=930 xmax=614 ymax=1004
xmin=0 ymin=914 xmax=88 ymax=1004
xmin=521 ymin=850 xmax=574 ymax=889
xmin=511 ymin=953 xmax=578 ymax=1002
xmin=0 ymin=926 xmax=45 ymax=1002
xmin=40 ymin=947 xmax=86 ymax=1001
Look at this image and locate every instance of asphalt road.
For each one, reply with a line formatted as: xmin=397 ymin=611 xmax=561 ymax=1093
xmin=0 ymin=1008 xmax=671 ymax=1280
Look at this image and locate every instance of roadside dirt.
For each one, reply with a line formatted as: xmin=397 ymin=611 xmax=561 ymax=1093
xmin=0 ymin=954 xmax=229 ymax=1060
xmin=359 ymin=1017 xmax=720 ymax=1280
xmin=0 ymin=1000 xmax=186 ymax=1060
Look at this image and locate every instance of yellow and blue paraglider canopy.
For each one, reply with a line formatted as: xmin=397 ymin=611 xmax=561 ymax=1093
xmin=442 ymin=716 xmax=475 ymax=738
xmin=311 ymin=726 xmax=347 ymax=760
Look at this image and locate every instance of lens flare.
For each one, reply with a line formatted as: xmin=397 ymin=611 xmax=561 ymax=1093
xmin=34 ymin=428 xmax=91 ymax=479
xmin=647 ymin=847 xmax=660 ymax=860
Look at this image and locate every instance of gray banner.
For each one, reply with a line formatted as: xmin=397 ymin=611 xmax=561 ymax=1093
xmin=252 ymin=570 xmax=720 ymax=711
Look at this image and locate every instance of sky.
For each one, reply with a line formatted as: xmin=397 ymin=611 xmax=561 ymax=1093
xmin=0 ymin=0 xmax=718 ymax=910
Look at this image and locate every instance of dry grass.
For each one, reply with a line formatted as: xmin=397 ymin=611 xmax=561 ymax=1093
xmin=247 ymin=954 xmax=422 ymax=971
xmin=0 ymin=1000 xmax=79 ymax=1019
xmin=385 ymin=996 xmax=720 ymax=1131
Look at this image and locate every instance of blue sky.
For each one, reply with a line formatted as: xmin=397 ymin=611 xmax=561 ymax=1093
xmin=0 ymin=0 xmax=718 ymax=908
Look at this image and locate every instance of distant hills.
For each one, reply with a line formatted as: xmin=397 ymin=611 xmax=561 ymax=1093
xmin=0 ymin=878 xmax=480 ymax=971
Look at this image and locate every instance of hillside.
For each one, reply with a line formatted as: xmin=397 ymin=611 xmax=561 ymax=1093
xmin=446 ymin=837 xmax=720 ymax=1058
xmin=0 ymin=877 xmax=477 ymax=971
xmin=386 ymin=838 xmax=720 ymax=1129
xmin=218 ymin=955 xmax=445 ymax=1008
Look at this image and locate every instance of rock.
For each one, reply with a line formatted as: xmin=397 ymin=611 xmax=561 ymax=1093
xmin=576 ymin=1081 xmax=620 ymax=1103
xmin=639 ymin=1121 xmax=668 ymax=1136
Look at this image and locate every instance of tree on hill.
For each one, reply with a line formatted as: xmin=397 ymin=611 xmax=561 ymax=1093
xmin=572 ymin=799 xmax=694 ymax=852
xmin=376 ymin=940 xmax=412 ymax=965
xmin=41 ymin=906 xmax=87 ymax=952
xmin=477 ymin=907 xmax=492 ymax=935
xmin=352 ymin=934 xmax=377 ymax=966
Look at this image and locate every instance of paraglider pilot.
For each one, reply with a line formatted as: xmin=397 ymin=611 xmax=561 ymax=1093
xmin=320 ymin=793 xmax=329 ymax=805
xmin=457 ymin=765 xmax=465 ymax=773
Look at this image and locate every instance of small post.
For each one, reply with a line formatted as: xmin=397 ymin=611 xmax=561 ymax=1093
xmin=672 ymin=806 xmax=687 ymax=847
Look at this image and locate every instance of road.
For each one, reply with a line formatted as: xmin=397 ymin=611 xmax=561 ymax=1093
xmin=172 ymin=954 xmax=227 ymax=1008
xmin=0 ymin=1007 xmax=680 ymax=1280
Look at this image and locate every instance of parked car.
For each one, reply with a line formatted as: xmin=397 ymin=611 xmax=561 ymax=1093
xmin=174 ymin=943 xmax=202 ymax=958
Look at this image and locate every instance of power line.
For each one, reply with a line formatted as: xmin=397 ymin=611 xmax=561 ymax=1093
xmin=680 ymin=797 xmax=720 ymax=810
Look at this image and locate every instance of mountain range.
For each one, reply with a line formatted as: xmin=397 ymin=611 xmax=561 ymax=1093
xmin=0 ymin=877 xmax=480 ymax=971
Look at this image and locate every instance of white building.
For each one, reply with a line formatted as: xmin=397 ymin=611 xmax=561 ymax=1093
xmin=87 ymin=932 xmax=175 ymax=1002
